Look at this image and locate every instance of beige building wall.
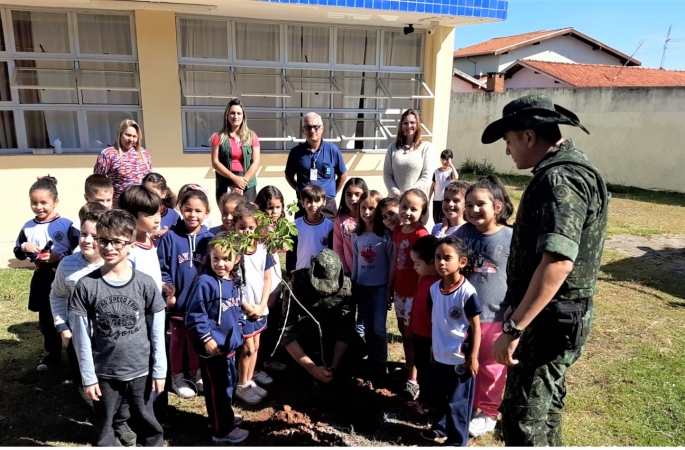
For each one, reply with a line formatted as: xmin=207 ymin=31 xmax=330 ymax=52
xmin=0 ymin=10 xmax=454 ymax=265
xmin=448 ymin=87 xmax=685 ymax=192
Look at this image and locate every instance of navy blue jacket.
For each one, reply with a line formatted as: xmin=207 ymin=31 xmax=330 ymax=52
xmin=185 ymin=274 xmax=244 ymax=356
xmin=157 ymin=222 xmax=214 ymax=316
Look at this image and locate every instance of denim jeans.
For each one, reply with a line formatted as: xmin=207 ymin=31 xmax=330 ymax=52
xmin=356 ymin=284 xmax=388 ymax=363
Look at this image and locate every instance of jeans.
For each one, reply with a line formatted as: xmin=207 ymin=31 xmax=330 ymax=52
xmin=356 ymin=284 xmax=388 ymax=363
xmin=433 ymin=362 xmax=475 ymax=446
xmin=92 ymin=376 xmax=163 ymax=447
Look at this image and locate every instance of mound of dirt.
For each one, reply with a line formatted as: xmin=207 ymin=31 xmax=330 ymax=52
xmin=274 ymin=404 xmax=311 ymax=425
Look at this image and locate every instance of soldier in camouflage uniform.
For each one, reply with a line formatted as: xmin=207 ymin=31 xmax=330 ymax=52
xmin=481 ymin=94 xmax=609 ymax=446
xmin=279 ymin=248 xmax=358 ymax=384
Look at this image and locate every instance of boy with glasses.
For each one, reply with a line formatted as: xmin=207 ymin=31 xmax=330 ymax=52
xmin=69 ymin=210 xmax=167 ymax=447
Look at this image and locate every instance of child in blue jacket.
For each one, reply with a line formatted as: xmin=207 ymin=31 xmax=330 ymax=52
xmin=186 ymin=236 xmax=248 ymax=445
xmin=157 ymin=186 xmax=215 ymax=399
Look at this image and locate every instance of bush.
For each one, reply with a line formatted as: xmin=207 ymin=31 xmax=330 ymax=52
xmin=457 ymin=158 xmax=496 ymax=177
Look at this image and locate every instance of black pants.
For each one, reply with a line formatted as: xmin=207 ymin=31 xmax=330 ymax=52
xmin=67 ymin=341 xmax=132 ymax=426
xmin=432 ymin=200 xmax=444 ymax=225
xmin=215 ymin=172 xmax=256 ymax=205
xmin=414 ymin=334 xmax=436 ymax=407
xmin=200 ymin=353 xmax=238 ymax=438
xmin=433 ymin=362 xmax=475 ymax=446
xmin=38 ymin=296 xmax=62 ymax=364
xmin=93 ymin=376 xmax=163 ymax=447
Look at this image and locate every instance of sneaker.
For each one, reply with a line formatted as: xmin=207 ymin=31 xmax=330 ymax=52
xmin=264 ymin=360 xmax=287 ymax=373
xmin=36 ymin=355 xmax=56 ymax=371
xmin=114 ymin=422 xmax=137 ymax=447
xmin=235 ymin=384 xmax=263 ymax=406
xmin=248 ymin=380 xmax=268 ymax=399
xmin=212 ymin=427 xmax=249 ymax=444
xmin=400 ymin=380 xmax=420 ymax=400
xmin=420 ymin=429 xmax=447 ymax=443
xmin=253 ymin=370 xmax=274 ymax=386
xmin=233 ymin=414 xmax=243 ymax=426
xmin=469 ymin=411 xmax=497 ymax=437
xmin=171 ymin=373 xmax=197 ymax=399
xmin=193 ymin=369 xmax=204 ymax=395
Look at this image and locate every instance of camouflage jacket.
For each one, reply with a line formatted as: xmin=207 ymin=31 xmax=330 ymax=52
xmin=506 ymin=139 xmax=609 ymax=307
xmin=279 ymin=268 xmax=355 ymax=351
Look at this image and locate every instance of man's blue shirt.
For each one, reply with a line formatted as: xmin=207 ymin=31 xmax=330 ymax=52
xmin=285 ymin=141 xmax=347 ymax=199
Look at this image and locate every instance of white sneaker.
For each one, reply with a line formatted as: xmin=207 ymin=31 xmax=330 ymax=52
xmin=469 ymin=411 xmax=497 ymax=437
xmin=171 ymin=373 xmax=196 ymax=399
xmin=248 ymin=380 xmax=268 ymax=399
xmin=253 ymin=369 xmax=274 ymax=386
xmin=212 ymin=427 xmax=249 ymax=444
xmin=235 ymin=384 xmax=263 ymax=406
xmin=193 ymin=369 xmax=204 ymax=395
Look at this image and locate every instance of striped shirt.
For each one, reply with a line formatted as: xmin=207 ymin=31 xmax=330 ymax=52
xmin=50 ymin=252 xmax=103 ymax=333
xmin=94 ymin=146 xmax=152 ymax=207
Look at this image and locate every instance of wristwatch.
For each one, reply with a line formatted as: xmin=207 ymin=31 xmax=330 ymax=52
xmin=502 ymin=319 xmax=524 ymax=338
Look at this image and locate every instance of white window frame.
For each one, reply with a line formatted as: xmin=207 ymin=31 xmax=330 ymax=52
xmin=380 ymin=77 xmax=435 ymax=99
xmin=0 ymin=7 xmax=140 ymax=154
xmin=286 ymin=114 xmax=342 ymax=144
xmin=11 ymin=67 xmax=77 ymax=91
xmin=232 ymin=70 xmax=292 ymax=99
xmin=285 ymin=74 xmax=342 ymax=95
xmin=379 ymin=30 xmax=424 ymax=74
xmin=332 ymin=115 xmax=388 ymax=141
xmin=78 ymin=69 xmax=140 ymax=92
xmin=176 ymin=16 xmax=231 ymax=64
xmin=175 ymin=16 xmax=431 ymax=153
xmin=333 ymin=27 xmax=380 ymax=71
xmin=179 ymin=67 xmax=235 ymax=99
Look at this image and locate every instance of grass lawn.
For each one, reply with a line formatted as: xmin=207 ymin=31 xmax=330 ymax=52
xmin=2 ymin=179 xmax=685 ymax=446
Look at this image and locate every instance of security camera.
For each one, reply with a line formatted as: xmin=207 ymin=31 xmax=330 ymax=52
xmin=427 ymin=28 xmax=436 ymax=35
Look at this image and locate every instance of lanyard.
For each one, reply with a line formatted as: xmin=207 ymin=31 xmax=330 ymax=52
xmin=310 ymin=146 xmax=321 ymax=169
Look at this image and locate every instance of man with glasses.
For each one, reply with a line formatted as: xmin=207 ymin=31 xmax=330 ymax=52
xmin=285 ymin=112 xmax=348 ymax=219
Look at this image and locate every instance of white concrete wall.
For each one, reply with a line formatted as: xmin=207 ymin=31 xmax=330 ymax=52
xmin=452 ymin=77 xmax=483 ymax=93
xmin=497 ymin=35 xmax=623 ymax=72
xmin=447 ymin=87 xmax=685 ymax=192
xmin=505 ymin=67 xmax=572 ymax=89
xmin=453 ymin=54 xmax=500 ymax=77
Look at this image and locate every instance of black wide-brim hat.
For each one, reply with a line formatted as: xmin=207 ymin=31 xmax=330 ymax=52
xmin=481 ymin=94 xmax=590 ymax=144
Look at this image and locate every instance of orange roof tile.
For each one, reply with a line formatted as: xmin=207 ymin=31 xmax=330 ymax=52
xmin=516 ymin=59 xmax=685 ymax=88
xmin=454 ymin=28 xmax=572 ymax=57
xmin=454 ymin=28 xmax=640 ymax=66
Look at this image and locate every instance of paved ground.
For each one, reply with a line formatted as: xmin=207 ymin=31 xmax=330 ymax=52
xmin=604 ymin=234 xmax=685 ymax=274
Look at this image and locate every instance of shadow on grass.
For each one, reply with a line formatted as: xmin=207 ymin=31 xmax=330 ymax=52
xmin=0 ymin=323 xmax=92 ymax=446
xmin=601 ymin=246 xmax=685 ymax=300
xmin=5 ymin=259 xmax=34 ymax=270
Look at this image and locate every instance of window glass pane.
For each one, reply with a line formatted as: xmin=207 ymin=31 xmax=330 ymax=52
xmin=24 ymin=110 xmax=79 ymax=148
xmin=382 ymin=31 xmax=421 ymax=67
xmin=334 ymin=72 xmax=386 ymax=109
xmin=285 ymin=70 xmax=331 ymax=109
xmin=337 ymin=28 xmax=376 ymax=66
xmin=13 ymin=10 xmax=71 ymax=54
xmin=235 ymin=22 xmax=279 ymax=61
xmin=80 ymin=70 xmax=137 ymax=91
xmin=287 ymin=25 xmax=329 ymax=64
xmin=249 ymin=112 xmax=288 ymax=151
xmin=0 ymin=111 xmax=17 ymax=148
xmin=79 ymin=61 xmax=136 ymax=71
xmin=82 ymin=90 xmax=139 ymax=105
xmin=234 ymin=68 xmax=285 ymax=108
xmin=185 ymin=111 xmax=223 ymax=148
xmin=87 ymin=111 xmax=138 ymax=149
xmin=77 ymin=14 xmax=133 ymax=56
xmin=179 ymin=18 xmax=228 ymax=60
xmin=0 ymin=63 xmax=11 ymax=102
xmin=16 ymin=60 xmax=74 ymax=70
xmin=334 ymin=113 xmax=386 ymax=141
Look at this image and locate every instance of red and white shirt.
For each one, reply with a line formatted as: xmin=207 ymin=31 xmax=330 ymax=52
xmin=94 ymin=146 xmax=152 ymax=207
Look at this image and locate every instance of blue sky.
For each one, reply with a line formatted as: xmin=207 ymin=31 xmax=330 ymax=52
xmin=454 ymin=0 xmax=685 ymax=70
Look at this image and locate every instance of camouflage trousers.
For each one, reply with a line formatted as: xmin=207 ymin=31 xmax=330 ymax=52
xmin=500 ymin=304 xmax=595 ymax=446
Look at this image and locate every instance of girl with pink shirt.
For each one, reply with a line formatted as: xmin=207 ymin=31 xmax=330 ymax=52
xmin=333 ymin=177 xmax=368 ymax=276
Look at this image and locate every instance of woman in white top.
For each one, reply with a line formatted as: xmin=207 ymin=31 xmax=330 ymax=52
xmin=383 ymin=109 xmax=434 ymax=199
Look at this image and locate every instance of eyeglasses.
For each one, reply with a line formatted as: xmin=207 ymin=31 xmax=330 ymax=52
xmin=303 ymin=125 xmax=322 ymax=132
xmin=96 ymin=238 xmax=133 ymax=250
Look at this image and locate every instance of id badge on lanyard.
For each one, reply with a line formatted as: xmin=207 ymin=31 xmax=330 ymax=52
xmin=310 ymin=152 xmax=318 ymax=181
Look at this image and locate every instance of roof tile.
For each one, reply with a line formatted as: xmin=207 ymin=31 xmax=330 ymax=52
xmin=519 ymin=59 xmax=685 ymax=88
xmin=453 ymin=28 xmax=569 ymax=57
